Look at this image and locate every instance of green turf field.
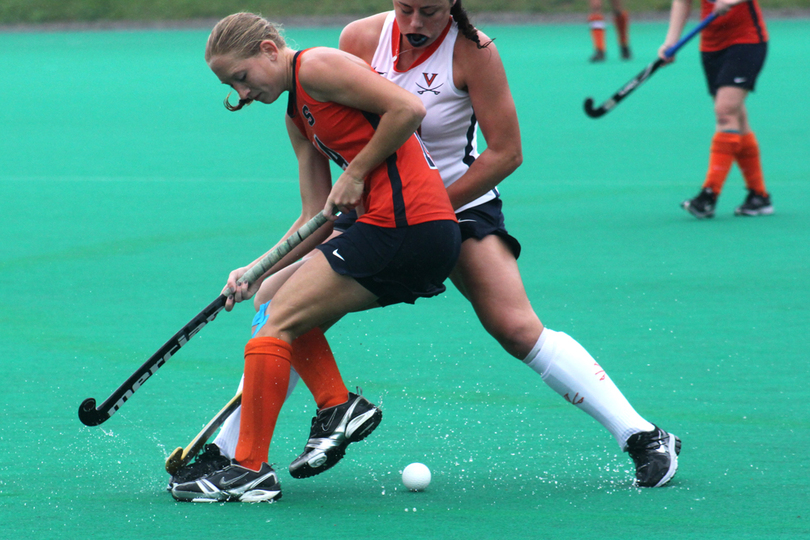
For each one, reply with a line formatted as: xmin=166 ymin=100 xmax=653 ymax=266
xmin=1 ymin=18 xmax=808 ymax=539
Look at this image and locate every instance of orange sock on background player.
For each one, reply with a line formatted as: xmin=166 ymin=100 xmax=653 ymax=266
xmin=234 ymin=337 xmax=293 ymax=472
xmin=288 ymin=327 xmax=348 ymax=410
xmin=703 ymin=131 xmax=742 ymax=194
xmin=588 ymin=13 xmax=606 ymax=53
xmin=736 ymin=132 xmax=767 ymax=195
xmin=614 ymin=10 xmax=630 ymax=47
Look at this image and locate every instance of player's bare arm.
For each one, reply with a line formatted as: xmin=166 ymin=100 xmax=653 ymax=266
xmin=297 ymin=48 xmax=426 ymax=215
xmin=659 ymin=0 xmax=692 ymax=60
xmin=338 ymin=13 xmax=388 ymax=63
xmin=446 ymin=30 xmax=522 ymax=210
xmin=286 ymin=114 xmax=334 ymax=221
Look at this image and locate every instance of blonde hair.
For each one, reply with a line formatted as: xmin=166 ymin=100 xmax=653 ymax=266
xmin=206 ymin=12 xmax=287 ymax=111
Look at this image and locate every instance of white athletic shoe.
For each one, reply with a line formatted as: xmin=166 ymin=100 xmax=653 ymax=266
xmin=171 ymin=462 xmax=281 ymax=503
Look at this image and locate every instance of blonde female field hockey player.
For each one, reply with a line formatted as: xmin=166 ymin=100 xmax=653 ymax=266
xmin=169 ymin=11 xmax=460 ymax=503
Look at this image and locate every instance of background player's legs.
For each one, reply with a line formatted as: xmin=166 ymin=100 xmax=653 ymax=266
xmin=682 ymin=86 xmax=748 ymax=218
xmin=587 ymin=0 xmax=606 ymax=62
xmin=609 ymin=0 xmax=631 ymax=59
xmin=716 ymin=89 xmax=772 ymax=214
xmin=714 ymin=85 xmax=749 ymax=133
xmin=736 ymin=131 xmax=771 ymax=206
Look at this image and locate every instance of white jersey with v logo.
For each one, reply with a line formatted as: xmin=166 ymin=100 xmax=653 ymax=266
xmin=371 ymin=11 xmax=497 ymax=213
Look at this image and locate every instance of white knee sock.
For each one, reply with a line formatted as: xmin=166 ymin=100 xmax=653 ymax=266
xmin=213 ymin=368 xmax=301 ymax=459
xmin=525 ymin=328 xmax=654 ymax=450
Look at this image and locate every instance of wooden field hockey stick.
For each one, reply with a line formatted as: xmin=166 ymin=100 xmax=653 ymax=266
xmin=165 ymin=391 xmax=242 ymax=474
xmin=583 ymin=12 xmax=718 ymax=119
xmin=78 ymin=212 xmax=330 ymax=427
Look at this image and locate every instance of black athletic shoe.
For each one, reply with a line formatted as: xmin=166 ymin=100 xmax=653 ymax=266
xmin=289 ymin=390 xmax=382 ymax=479
xmin=621 ymin=45 xmax=632 ymax=60
xmin=735 ymin=189 xmax=773 ymax=216
xmin=625 ymin=426 xmax=681 ymax=488
xmin=171 ymin=462 xmax=282 ymax=503
xmin=167 ymin=444 xmax=230 ymax=491
xmin=589 ymin=49 xmax=606 ymax=63
xmin=682 ymin=187 xmax=717 ymax=218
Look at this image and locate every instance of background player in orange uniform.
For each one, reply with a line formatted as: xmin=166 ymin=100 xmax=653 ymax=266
xmin=170 ymin=12 xmax=460 ymax=503
xmin=661 ymin=0 xmax=771 ymax=218
xmin=588 ymin=0 xmax=631 ymax=62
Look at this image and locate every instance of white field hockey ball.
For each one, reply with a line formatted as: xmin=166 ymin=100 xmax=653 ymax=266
xmin=402 ymin=463 xmax=431 ymax=491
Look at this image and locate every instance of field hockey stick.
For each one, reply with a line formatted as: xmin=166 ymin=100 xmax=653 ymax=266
xmin=583 ymin=12 xmax=718 ymax=119
xmin=165 ymin=391 xmax=242 ymax=474
xmin=78 ymin=211 xmax=330 ymax=427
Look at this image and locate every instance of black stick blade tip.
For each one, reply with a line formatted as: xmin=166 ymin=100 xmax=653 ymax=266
xmin=78 ymin=398 xmax=109 ymax=426
xmin=583 ymin=97 xmax=607 ymax=119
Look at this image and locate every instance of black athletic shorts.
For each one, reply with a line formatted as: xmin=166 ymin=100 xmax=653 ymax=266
xmin=334 ymin=197 xmax=521 ymax=260
xmin=456 ymin=197 xmax=521 ymax=260
xmin=317 ymin=220 xmax=461 ymax=307
xmin=701 ymin=42 xmax=767 ymax=96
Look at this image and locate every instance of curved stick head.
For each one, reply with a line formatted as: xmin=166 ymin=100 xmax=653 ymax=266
xmin=78 ymin=398 xmax=109 ymax=426
xmin=583 ymin=98 xmax=608 ymax=119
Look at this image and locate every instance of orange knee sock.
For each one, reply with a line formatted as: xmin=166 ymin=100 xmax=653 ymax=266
xmin=588 ymin=14 xmax=606 ymax=52
xmin=735 ymin=132 xmax=767 ymax=195
xmin=290 ymin=328 xmax=348 ymax=410
xmin=703 ymin=131 xmax=742 ymax=194
xmin=234 ymin=336 xmax=293 ymax=471
xmin=614 ymin=11 xmax=630 ymax=47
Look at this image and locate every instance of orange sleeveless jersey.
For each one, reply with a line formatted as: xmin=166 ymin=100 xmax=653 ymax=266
xmin=286 ymin=49 xmax=457 ymax=229
xmin=700 ymin=0 xmax=768 ymax=52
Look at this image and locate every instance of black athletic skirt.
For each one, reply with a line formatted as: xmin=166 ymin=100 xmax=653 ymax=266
xmin=701 ymin=42 xmax=767 ymax=96
xmin=317 ymin=220 xmax=460 ymax=307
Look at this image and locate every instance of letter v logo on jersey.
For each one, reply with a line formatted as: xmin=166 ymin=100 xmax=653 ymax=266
xmin=416 ymin=73 xmax=443 ymax=95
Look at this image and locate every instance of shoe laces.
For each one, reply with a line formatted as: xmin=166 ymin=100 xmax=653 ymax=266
xmin=627 ymin=429 xmax=668 ymax=459
xmin=745 ymin=189 xmax=767 ymax=204
xmin=697 ymin=188 xmax=716 ymax=203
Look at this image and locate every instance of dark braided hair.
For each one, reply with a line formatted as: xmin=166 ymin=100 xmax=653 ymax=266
xmin=451 ymin=0 xmax=493 ymax=49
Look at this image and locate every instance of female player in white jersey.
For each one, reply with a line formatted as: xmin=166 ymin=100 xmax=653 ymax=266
xmin=172 ymin=0 xmax=681 ymax=489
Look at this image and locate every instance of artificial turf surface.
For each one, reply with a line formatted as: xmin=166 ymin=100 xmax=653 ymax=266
xmin=1 ymin=17 xmax=808 ymax=539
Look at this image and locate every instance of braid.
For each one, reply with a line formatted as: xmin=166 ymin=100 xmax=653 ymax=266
xmin=450 ymin=0 xmax=493 ymax=49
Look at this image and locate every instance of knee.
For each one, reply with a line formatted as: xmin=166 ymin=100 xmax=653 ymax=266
xmin=253 ymin=320 xmax=296 ymax=343
xmin=714 ymin=102 xmax=742 ymax=128
xmin=485 ymin=316 xmax=544 ymax=360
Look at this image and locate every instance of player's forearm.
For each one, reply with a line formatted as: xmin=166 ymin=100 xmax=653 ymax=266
xmin=445 ymin=146 xmax=522 ymax=210
xmin=665 ymin=0 xmax=692 ymax=44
